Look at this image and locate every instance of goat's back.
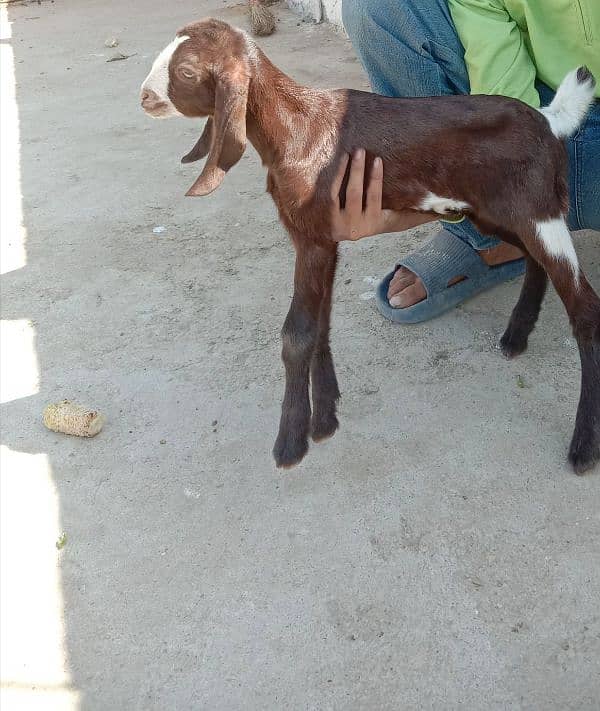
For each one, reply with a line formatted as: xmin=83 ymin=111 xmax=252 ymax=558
xmin=332 ymin=89 xmax=564 ymax=212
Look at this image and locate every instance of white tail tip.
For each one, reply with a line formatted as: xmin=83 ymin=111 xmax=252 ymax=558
xmin=539 ymin=66 xmax=596 ymax=138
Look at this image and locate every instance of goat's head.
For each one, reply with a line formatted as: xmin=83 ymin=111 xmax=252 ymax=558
xmin=140 ymin=19 xmax=255 ymax=196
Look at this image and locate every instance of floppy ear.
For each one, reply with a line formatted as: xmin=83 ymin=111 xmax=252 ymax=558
xmin=186 ymin=67 xmax=249 ymax=196
xmin=181 ymin=118 xmax=213 ymax=164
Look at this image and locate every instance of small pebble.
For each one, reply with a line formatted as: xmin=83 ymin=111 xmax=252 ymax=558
xmin=106 ymin=52 xmax=136 ymax=63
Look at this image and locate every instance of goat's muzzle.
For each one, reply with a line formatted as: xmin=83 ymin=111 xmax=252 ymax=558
xmin=141 ymin=89 xmax=170 ymax=118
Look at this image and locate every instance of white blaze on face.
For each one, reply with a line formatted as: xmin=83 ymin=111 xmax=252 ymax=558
xmin=141 ymin=35 xmax=190 ymax=117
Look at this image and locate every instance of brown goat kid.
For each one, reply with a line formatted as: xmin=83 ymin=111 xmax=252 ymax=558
xmin=141 ymin=19 xmax=600 ymax=474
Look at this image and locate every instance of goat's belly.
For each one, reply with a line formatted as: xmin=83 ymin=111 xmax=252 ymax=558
xmin=382 ymin=187 xmax=470 ymax=216
xmin=416 ymin=191 xmax=470 ymax=215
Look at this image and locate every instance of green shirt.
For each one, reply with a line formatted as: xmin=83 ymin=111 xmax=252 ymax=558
xmin=448 ymin=0 xmax=600 ymax=107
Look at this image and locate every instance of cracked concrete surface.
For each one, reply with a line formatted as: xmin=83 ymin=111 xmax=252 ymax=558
xmin=1 ymin=1 xmax=599 ymax=709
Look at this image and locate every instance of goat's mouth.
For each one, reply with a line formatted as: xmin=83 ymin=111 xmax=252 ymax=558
xmin=142 ymin=102 xmax=173 ymax=119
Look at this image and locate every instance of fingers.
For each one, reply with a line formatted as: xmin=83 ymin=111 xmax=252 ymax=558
xmin=346 ymin=149 xmax=365 ymax=217
xmin=330 ymin=152 xmax=350 ymax=202
xmin=330 ymin=149 xmax=385 ymax=243
xmin=365 ymin=156 xmax=383 ymax=217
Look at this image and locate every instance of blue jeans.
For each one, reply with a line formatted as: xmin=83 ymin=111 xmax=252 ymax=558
xmin=342 ymin=0 xmax=600 ymax=250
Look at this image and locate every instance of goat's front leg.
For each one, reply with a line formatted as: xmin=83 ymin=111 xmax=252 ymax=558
xmin=310 ymin=249 xmax=340 ymax=442
xmin=500 ymin=255 xmax=548 ymax=358
xmin=273 ymin=242 xmax=337 ymax=468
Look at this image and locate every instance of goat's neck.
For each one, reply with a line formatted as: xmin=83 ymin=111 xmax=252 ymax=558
xmin=246 ymin=53 xmax=323 ymax=167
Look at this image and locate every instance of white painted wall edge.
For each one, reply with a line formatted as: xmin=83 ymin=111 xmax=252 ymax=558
xmin=286 ymin=0 xmax=344 ymax=28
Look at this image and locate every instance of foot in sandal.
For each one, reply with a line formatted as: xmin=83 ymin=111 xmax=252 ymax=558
xmin=387 ymin=237 xmax=525 ymax=309
xmin=376 ymin=229 xmax=526 ymax=325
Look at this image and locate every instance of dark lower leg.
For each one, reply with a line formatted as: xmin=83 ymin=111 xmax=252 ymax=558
xmin=273 ymin=300 xmax=317 ymax=468
xmin=543 ymin=262 xmax=600 ymax=473
xmin=570 ymin=331 xmax=600 ymax=474
xmin=500 ymin=256 xmax=548 ymax=358
xmin=310 ymin=250 xmax=340 ymax=442
xmin=273 ymin=244 xmax=335 ymax=468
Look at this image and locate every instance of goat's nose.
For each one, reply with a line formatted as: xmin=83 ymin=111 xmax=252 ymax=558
xmin=141 ymin=88 xmax=159 ymax=107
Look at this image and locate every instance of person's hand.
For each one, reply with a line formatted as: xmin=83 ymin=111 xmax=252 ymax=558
xmin=330 ymin=149 xmax=389 ymax=241
xmin=329 ymin=149 xmax=437 ymax=242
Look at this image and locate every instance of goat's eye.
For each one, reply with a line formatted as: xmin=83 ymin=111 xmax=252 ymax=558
xmin=178 ymin=67 xmax=195 ymax=81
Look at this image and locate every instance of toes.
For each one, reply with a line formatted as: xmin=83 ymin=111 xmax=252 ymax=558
xmin=388 ymin=267 xmax=417 ymax=298
xmin=394 ymin=266 xmax=413 ymax=279
xmin=389 ymin=282 xmax=427 ymax=308
xmin=387 ymin=266 xmax=427 ymax=308
xmin=388 ymin=275 xmax=415 ymax=299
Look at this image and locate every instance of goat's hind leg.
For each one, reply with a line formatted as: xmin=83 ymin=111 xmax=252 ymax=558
xmin=500 ymin=255 xmax=548 ymax=358
xmin=570 ymin=316 xmax=600 ymax=474
xmin=563 ymin=275 xmax=600 ymax=474
xmin=529 ymin=218 xmax=600 ymax=473
xmin=310 ymin=249 xmax=340 ymax=442
xmin=273 ymin=242 xmax=337 ymax=468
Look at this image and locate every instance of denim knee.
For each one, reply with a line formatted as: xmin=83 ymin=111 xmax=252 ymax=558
xmin=341 ymin=0 xmax=363 ymax=42
xmin=343 ymin=0 xmax=469 ymax=97
xmin=342 ymin=0 xmax=408 ymax=48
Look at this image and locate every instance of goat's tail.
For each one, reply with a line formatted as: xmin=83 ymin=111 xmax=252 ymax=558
xmin=539 ymin=66 xmax=596 ymax=138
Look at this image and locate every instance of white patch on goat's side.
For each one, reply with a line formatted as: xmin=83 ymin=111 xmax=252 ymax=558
xmin=418 ymin=191 xmax=470 ymax=215
xmin=536 ymin=217 xmax=579 ymax=274
xmin=141 ymin=35 xmax=190 ymax=117
xmin=539 ymin=68 xmax=596 ymax=138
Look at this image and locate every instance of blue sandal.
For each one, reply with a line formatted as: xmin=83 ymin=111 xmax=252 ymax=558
xmin=376 ymin=230 xmax=526 ymax=324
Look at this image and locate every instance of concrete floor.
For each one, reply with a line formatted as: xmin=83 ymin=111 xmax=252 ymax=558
xmin=1 ymin=1 xmax=599 ymax=709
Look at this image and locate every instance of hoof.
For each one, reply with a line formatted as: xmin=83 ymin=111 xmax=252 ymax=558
xmin=311 ymin=411 xmax=339 ymax=443
xmin=568 ymin=439 xmax=600 ymax=475
xmin=500 ymin=331 xmax=528 ymax=359
xmin=273 ymin=433 xmax=309 ymax=469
